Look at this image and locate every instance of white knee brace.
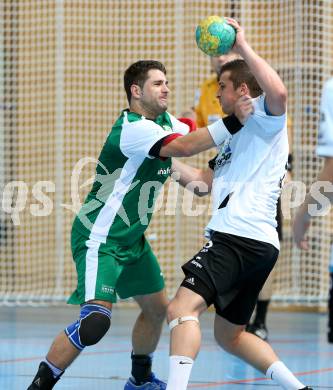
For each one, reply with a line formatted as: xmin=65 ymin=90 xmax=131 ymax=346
xmin=168 ymin=316 xmax=199 ymax=331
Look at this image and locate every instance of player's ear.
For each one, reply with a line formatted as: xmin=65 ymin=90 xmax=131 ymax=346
xmin=131 ymin=84 xmax=142 ymax=99
xmin=239 ymin=83 xmax=249 ymax=96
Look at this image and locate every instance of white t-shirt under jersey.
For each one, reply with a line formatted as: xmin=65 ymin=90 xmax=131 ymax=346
xmin=206 ymin=94 xmax=288 ymax=250
xmin=317 ymin=78 xmax=333 ymax=158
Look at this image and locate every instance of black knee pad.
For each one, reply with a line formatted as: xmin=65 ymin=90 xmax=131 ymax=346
xmin=65 ymin=304 xmax=112 ymax=350
xmin=79 ymin=312 xmax=111 ymax=346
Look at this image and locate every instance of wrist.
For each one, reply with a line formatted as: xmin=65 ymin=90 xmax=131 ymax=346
xmin=298 ymin=204 xmax=311 ymax=222
xmin=207 ymin=115 xmax=243 ymax=145
xmin=236 ymin=41 xmax=255 ymax=60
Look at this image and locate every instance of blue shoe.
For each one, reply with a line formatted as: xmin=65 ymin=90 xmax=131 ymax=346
xmin=150 ymin=373 xmax=166 ymax=390
xmin=124 ymin=373 xmax=166 ymax=390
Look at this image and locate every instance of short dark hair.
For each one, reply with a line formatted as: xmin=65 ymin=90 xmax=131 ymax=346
xmin=219 ymin=59 xmax=262 ymax=97
xmin=123 ymin=60 xmax=167 ymax=104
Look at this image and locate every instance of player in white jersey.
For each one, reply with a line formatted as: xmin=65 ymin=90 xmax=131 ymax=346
xmin=165 ymin=18 xmax=312 ymax=390
xmin=293 ymin=77 xmax=333 ymax=343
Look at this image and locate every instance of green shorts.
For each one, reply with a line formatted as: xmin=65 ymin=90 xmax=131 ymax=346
xmin=68 ymin=231 xmax=165 ymax=305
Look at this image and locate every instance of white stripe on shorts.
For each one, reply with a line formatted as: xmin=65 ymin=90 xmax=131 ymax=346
xmin=84 ymin=240 xmax=101 ymax=302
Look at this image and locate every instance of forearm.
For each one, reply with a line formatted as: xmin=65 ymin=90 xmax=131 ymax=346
xmin=172 ymin=128 xmax=215 ymax=157
xmin=171 ymin=159 xmax=212 ymax=196
xmin=179 ymin=115 xmax=242 ymax=156
xmin=160 ymin=125 xmax=228 ymax=158
xmin=238 ymin=42 xmax=286 ymax=103
xmin=299 ymin=158 xmax=333 ymax=218
xmin=171 ymin=159 xmax=200 ymax=185
xmin=160 ymin=110 xmax=245 ymax=158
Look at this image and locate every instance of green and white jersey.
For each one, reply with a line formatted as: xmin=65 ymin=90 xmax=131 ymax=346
xmin=72 ymin=109 xmax=189 ymax=245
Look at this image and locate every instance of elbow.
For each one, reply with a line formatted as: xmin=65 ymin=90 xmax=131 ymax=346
xmin=278 ymin=86 xmax=288 ymax=108
xmin=268 ymin=87 xmax=288 ymax=115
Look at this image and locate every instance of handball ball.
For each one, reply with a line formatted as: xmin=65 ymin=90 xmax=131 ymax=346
xmin=196 ymin=16 xmax=236 ymax=56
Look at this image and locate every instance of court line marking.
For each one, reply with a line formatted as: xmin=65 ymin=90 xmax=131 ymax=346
xmin=2 ymin=347 xmax=333 ymax=388
xmin=188 ymin=366 xmax=333 ymax=388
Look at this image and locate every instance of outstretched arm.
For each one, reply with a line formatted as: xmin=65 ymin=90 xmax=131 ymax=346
xmin=159 ymin=95 xmax=253 ymax=158
xmin=226 ymin=18 xmax=287 ymax=116
xmin=159 ymin=127 xmax=217 ymax=158
xmin=293 ymin=157 xmax=333 ymax=250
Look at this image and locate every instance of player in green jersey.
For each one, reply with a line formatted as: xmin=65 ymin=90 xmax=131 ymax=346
xmin=27 ymin=60 xmax=252 ymax=390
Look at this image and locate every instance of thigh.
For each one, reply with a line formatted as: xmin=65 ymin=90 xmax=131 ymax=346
xmin=217 ymin=269 xmax=272 ymax=325
xmin=182 ymin=232 xmax=279 ymax=325
xmin=216 ymin=240 xmax=279 ymax=325
xmin=214 ymin=313 xmax=245 ymax=346
xmin=181 ymin=234 xmax=246 ymax=307
xmin=116 ymin=238 xmax=165 ymax=299
xmin=180 ymin=272 xmax=216 ymax=308
xmin=68 ymin=239 xmax=122 ymax=305
xmin=169 ymin=286 xmax=208 ymax=317
xmin=258 ymin=265 xmax=276 ymax=300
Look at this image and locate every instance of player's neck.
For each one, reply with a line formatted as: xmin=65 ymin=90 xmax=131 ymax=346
xmin=129 ymin=102 xmax=159 ymax=120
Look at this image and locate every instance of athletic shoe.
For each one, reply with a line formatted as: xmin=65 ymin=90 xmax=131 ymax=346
xmin=27 ymin=362 xmax=60 ymax=389
xmin=246 ymin=322 xmax=268 ymax=341
xmin=124 ymin=373 xmax=166 ymax=390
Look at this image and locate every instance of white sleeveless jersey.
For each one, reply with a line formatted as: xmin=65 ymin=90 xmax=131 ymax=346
xmin=206 ymin=94 xmax=288 ymax=250
xmin=317 ymin=78 xmax=333 ymax=157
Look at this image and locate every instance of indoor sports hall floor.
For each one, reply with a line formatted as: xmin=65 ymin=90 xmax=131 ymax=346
xmin=1 ymin=306 xmax=332 ymax=389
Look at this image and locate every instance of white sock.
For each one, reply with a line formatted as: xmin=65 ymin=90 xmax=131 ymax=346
xmin=266 ymin=361 xmax=305 ymax=390
xmin=166 ymin=355 xmax=194 ymax=390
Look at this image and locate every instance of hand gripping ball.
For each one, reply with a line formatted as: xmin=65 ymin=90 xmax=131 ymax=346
xmin=196 ymin=16 xmax=236 ymax=56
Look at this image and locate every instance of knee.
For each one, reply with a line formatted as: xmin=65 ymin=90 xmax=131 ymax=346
xmin=79 ymin=311 xmax=111 ymax=345
xmin=65 ymin=304 xmax=111 ymax=350
xmin=142 ymin=300 xmax=167 ymax=325
xmin=153 ymin=303 xmax=167 ymax=324
xmin=166 ymin=298 xmax=186 ymax=324
xmin=139 ymin=289 xmax=169 ymax=320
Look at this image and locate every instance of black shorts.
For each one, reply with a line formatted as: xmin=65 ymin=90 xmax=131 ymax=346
xmin=181 ymin=232 xmax=279 ymax=325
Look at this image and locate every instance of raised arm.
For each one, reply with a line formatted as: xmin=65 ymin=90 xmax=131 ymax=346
xmin=226 ymin=18 xmax=287 ymax=116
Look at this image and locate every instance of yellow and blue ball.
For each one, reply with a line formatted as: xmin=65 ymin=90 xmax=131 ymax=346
xmin=196 ymin=16 xmax=236 ymax=56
